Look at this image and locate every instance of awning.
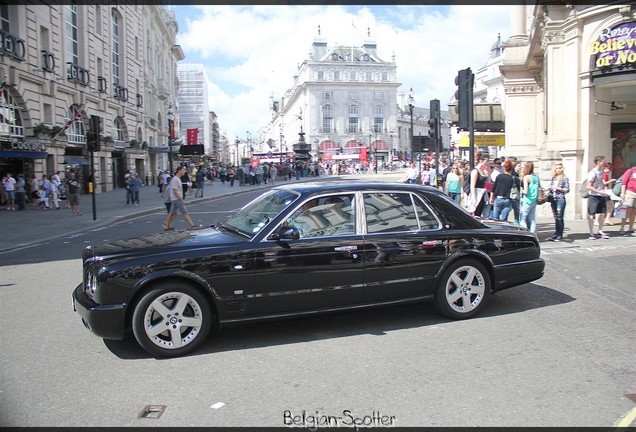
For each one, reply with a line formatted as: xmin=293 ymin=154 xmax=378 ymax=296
xmin=0 ymin=151 xmax=48 ymax=159
xmin=63 ymin=157 xmax=89 ymax=165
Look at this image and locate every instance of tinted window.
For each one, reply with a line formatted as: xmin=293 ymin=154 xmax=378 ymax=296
xmin=413 ymin=195 xmax=440 ymax=230
xmin=285 ymin=194 xmax=356 ymax=238
xmin=364 ymin=192 xmax=419 ymax=233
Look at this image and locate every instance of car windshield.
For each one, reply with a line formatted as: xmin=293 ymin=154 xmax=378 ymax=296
xmin=224 ymin=189 xmax=299 ymax=237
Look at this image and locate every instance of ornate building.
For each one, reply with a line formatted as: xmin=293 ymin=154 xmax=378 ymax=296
xmin=0 ymin=4 xmax=183 ymax=192
xmin=500 ymin=4 xmax=636 ymax=220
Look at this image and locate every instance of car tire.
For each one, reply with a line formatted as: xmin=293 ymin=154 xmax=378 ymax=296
xmin=434 ymin=259 xmax=491 ymax=320
xmin=132 ymin=282 xmax=213 ymax=357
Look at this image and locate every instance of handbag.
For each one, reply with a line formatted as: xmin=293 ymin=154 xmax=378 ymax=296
xmin=537 ymin=187 xmax=548 ymax=205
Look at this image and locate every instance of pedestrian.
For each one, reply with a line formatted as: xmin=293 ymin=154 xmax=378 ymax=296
xmin=124 ymin=170 xmax=133 ymax=206
xmin=601 ymin=163 xmax=618 ymax=225
xmin=445 ymin=164 xmax=463 ymax=204
xmin=269 ymin=163 xmax=278 ymax=185
xmin=227 ymin=165 xmax=235 ymax=186
xmin=546 ymin=162 xmax=570 ymax=241
xmin=403 ymin=163 xmax=418 ymax=184
xmin=181 ymin=166 xmax=191 ymax=198
xmin=2 ymin=172 xmax=16 ymax=210
xmin=157 ymin=170 xmax=165 ymax=194
xmin=129 ymin=173 xmax=142 ymax=205
xmin=28 ymin=174 xmax=39 ymax=205
xmin=36 ymin=184 xmax=49 ymax=210
xmin=162 ymin=175 xmax=173 ymax=214
xmin=164 ymin=165 xmax=200 ymax=231
xmin=195 ymin=165 xmax=206 ymax=197
xmin=585 ymin=155 xmax=610 ymax=239
xmin=66 ymin=171 xmax=82 ymax=216
xmin=50 ymin=171 xmax=61 ymax=210
xmin=467 ymin=156 xmax=490 ymax=217
xmin=520 ymin=161 xmax=540 ymax=233
xmin=15 ymin=173 xmax=26 ymax=211
xmin=618 ymin=164 xmax=636 ymax=234
xmin=489 ymin=159 xmax=515 ymax=221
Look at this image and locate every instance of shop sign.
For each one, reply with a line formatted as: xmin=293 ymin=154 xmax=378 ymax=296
xmin=590 ymin=21 xmax=636 ymax=69
xmin=459 ymin=134 xmax=505 ymax=147
xmin=1 ymin=140 xmax=47 ymax=152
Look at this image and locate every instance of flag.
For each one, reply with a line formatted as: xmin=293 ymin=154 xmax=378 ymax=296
xmin=52 ymin=104 xmax=85 ymax=141
xmin=186 ymin=128 xmax=198 ymax=145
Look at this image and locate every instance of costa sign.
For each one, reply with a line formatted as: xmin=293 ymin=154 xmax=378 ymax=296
xmin=1 ymin=141 xmax=47 ymax=152
xmin=590 ymin=21 xmax=636 ymax=68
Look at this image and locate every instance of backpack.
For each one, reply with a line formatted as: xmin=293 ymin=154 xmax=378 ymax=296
xmin=580 ymin=177 xmax=590 ymax=198
xmin=613 ymin=176 xmax=623 ymax=196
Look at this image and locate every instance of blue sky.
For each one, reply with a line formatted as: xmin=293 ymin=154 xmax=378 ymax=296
xmin=169 ymin=5 xmax=513 ymax=142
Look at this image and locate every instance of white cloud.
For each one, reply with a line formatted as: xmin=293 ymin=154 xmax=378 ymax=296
xmin=175 ymin=5 xmax=512 ymax=142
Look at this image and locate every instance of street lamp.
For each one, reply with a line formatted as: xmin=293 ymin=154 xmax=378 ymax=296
xmin=408 ymin=87 xmax=415 ymax=163
xmin=279 ymin=124 xmax=284 ymax=164
xmin=235 ymin=135 xmax=240 ymax=166
xmin=167 ymin=105 xmax=174 ymax=174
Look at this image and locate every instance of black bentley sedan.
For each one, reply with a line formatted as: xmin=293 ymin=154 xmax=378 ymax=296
xmin=72 ymin=182 xmax=544 ymax=357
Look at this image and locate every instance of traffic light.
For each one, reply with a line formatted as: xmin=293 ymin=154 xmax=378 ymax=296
xmin=87 ymin=115 xmax=101 ymax=152
xmin=428 ymin=99 xmax=439 ymax=140
xmin=454 ymin=68 xmax=473 ymax=129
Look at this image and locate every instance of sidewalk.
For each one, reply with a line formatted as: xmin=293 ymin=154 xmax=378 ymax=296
xmin=1 ymin=170 xmax=632 ymax=254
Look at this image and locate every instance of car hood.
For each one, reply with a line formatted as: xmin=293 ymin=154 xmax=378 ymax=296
xmin=84 ymin=227 xmax=244 ymax=261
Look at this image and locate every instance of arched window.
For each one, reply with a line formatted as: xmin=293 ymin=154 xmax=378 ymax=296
xmin=0 ymin=87 xmax=24 ymax=137
xmin=66 ymin=105 xmax=85 ymax=144
xmin=113 ymin=117 xmax=125 ymax=146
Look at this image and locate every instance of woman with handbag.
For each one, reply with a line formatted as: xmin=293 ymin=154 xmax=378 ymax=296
xmin=547 ymin=162 xmax=570 ymax=241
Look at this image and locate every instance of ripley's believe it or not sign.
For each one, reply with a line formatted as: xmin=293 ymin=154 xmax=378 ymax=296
xmin=590 ymin=21 xmax=636 ymax=69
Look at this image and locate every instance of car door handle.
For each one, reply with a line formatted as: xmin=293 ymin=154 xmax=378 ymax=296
xmin=334 ymin=245 xmax=357 ymax=251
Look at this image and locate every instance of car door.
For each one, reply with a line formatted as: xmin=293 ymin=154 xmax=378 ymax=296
xmin=362 ymin=191 xmax=447 ymax=303
xmin=253 ymin=193 xmax=365 ymax=315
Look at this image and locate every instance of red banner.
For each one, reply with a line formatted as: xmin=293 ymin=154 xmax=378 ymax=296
xmin=186 ymin=128 xmax=199 ymax=145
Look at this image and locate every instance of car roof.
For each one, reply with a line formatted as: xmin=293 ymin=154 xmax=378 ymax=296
xmin=272 ymin=181 xmax=444 ymax=196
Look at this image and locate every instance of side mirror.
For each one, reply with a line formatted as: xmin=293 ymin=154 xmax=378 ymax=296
xmin=269 ymin=225 xmax=300 ymax=241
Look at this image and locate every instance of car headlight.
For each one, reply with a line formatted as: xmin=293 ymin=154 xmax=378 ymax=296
xmin=85 ymin=271 xmax=98 ymax=295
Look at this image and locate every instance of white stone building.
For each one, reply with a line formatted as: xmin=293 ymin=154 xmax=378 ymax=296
xmin=0 ymin=4 xmax=182 ymax=192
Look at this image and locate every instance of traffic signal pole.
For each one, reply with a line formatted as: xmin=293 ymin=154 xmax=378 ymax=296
xmin=455 ymin=68 xmax=475 ymax=169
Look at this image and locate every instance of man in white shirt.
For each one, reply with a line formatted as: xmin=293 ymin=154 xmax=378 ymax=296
xmin=586 ymin=155 xmax=610 ymax=240
xmin=490 ymin=158 xmax=503 ymax=182
xmin=50 ymin=171 xmax=61 ymax=210
xmin=3 ymin=172 xmax=16 ymax=210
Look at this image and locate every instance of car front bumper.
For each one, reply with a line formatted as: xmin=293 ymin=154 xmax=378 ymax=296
xmin=72 ymin=283 xmax=127 ymax=340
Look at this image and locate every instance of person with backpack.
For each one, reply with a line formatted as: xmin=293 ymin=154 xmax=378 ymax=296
xmin=520 ymin=161 xmax=540 ymax=233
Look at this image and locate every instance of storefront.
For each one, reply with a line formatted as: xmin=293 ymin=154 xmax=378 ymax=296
xmin=0 ymin=140 xmax=48 ymax=182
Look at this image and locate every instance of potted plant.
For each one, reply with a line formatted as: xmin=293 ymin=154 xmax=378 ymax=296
xmin=129 ymin=139 xmax=140 ymax=149
xmin=142 ymin=141 xmax=148 ymax=150
xmin=102 ymin=135 xmax=114 ymax=143
xmin=49 ymin=126 xmax=62 ymax=138
xmin=33 ymin=123 xmax=51 ymax=138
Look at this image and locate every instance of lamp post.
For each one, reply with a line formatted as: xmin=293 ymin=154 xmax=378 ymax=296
xmin=167 ymin=106 xmax=174 ymax=174
xmin=279 ymin=124 xmax=284 ymax=164
xmin=235 ymin=136 xmax=240 ymax=166
xmin=408 ymin=88 xmax=415 ymax=163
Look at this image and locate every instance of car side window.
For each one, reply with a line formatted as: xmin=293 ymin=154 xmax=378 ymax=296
xmin=413 ymin=195 xmax=440 ymax=230
xmin=285 ymin=194 xmax=356 ymax=238
xmin=364 ymin=192 xmax=419 ymax=233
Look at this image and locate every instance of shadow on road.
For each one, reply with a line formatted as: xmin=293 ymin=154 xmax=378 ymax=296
xmin=103 ymin=282 xmax=574 ymax=360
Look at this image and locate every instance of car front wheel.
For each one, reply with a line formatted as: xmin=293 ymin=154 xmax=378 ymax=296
xmin=434 ymin=259 xmax=490 ymax=320
xmin=132 ymin=282 xmax=213 ymax=357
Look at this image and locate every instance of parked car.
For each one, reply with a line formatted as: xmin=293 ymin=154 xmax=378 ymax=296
xmin=72 ymin=182 xmax=544 ymax=357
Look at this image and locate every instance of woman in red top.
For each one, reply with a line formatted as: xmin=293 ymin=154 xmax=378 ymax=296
xmin=619 ymin=166 xmax=636 ymax=234
xmin=602 ymin=163 xmax=617 ymax=224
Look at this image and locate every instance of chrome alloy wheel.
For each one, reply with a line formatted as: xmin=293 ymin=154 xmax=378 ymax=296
xmin=444 ymin=264 xmax=486 ymax=313
xmin=143 ymin=291 xmax=204 ymax=350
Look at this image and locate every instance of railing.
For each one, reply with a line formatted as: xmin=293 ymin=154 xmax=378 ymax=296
xmin=113 ymin=140 xmax=125 ymax=148
xmin=67 ymin=132 xmax=86 ymax=144
xmin=0 ymin=123 xmax=24 ymax=137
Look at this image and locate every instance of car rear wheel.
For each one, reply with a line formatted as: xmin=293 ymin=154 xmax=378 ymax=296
xmin=434 ymin=259 xmax=490 ymax=320
xmin=132 ymin=282 xmax=212 ymax=357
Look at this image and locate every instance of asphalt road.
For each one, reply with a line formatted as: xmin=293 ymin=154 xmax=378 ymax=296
xmin=0 ymin=188 xmax=634 ymax=427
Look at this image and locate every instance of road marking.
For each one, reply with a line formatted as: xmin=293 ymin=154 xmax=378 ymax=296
xmin=614 ymin=406 xmax=636 ymax=427
xmin=542 ymin=244 xmax=634 ymax=255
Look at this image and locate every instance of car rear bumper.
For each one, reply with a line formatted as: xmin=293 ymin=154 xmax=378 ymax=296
xmin=72 ymin=283 xmax=127 ymax=340
xmin=493 ymin=258 xmax=545 ymax=291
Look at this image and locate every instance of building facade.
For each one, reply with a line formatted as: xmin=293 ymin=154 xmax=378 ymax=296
xmin=176 ymin=63 xmax=210 ymax=153
xmin=500 ymin=4 xmax=636 ymax=220
xmin=0 ymin=4 xmax=182 ymax=193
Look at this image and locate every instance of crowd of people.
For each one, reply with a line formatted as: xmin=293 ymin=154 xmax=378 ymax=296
xmin=1 ymin=170 xmax=82 ymax=215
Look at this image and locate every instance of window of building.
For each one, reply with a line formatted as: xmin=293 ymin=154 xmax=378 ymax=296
xmin=348 ymin=105 xmax=359 ymax=133
xmin=0 ymin=4 xmax=10 ymax=32
xmin=322 ymin=91 xmax=333 ymax=99
xmin=95 ymin=5 xmax=102 ymax=35
xmin=322 ymin=105 xmax=333 ymax=133
xmin=64 ymin=3 xmax=78 ymax=66
xmin=317 ymin=71 xmax=324 ymax=80
xmin=374 ymin=92 xmax=384 ymax=100
xmin=349 ymin=71 xmax=357 ymax=81
xmin=43 ymin=103 xmax=52 ymax=124
xmin=374 ymin=106 xmax=384 ymax=133
xmin=0 ymin=89 xmax=24 ymax=138
xmin=66 ymin=105 xmax=85 ymax=145
xmin=113 ymin=117 xmax=125 ymax=147
xmin=333 ymin=71 xmax=340 ymax=81
xmin=111 ymin=9 xmax=120 ymax=85
xmin=349 ymin=91 xmax=357 ymax=100
xmin=381 ymin=72 xmax=389 ymax=81
xmin=366 ymin=71 xmax=373 ymax=81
